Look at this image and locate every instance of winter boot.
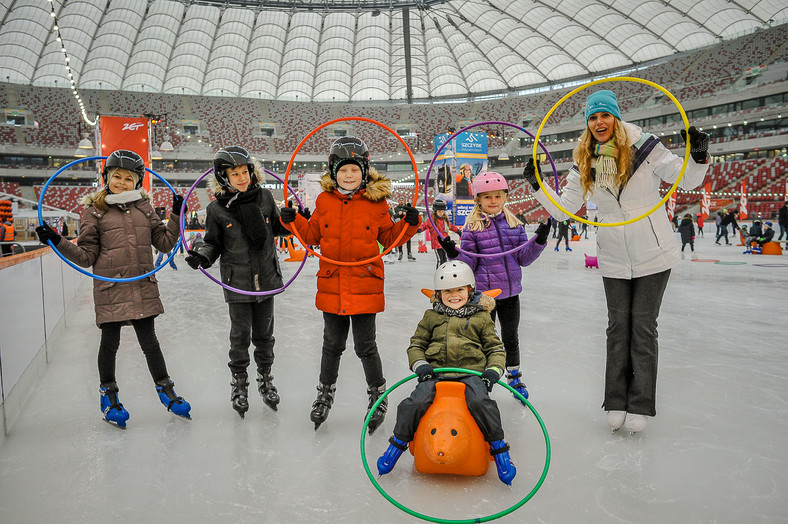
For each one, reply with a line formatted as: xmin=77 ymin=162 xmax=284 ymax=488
xmin=99 ymin=382 xmax=130 ymax=429
xmin=366 ymin=383 xmax=388 ymax=435
xmin=377 ymin=436 xmax=409 ymax=476
xmin=256 ymin=371 xmax=280 ymax=412
xmin=310 ymin=382 xmax=336 ymax=430
xmin=606 ymin=410 xmax=626 ymax=432
xmin=506 ymin=367 xmax=529 ymax=404
xmin=231 ymin=373 xmax=250 ymax=418
xmin=489 ymin=440 xmax=516 ymax=485
xmin=154 ymin=377 xmax=191 ymax=419
xmin=624 ymin=413 xmax=647 ymax=435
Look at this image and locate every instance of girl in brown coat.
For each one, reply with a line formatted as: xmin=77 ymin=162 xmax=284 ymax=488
xmin=36 ymin=150 xmax=191 ymax=428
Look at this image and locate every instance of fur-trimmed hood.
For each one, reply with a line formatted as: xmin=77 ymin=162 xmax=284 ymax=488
xmin=318 ymin=167 xmax=391 ymax=202
xmin=430 ymin=290 xmax=496 ymax=312
xmin=208 ymin=159 xmax=266 ymax=196
xmin=81 ymin=188 xmax=150 ymax=208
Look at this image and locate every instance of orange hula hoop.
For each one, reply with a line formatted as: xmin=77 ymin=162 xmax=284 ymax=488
xmin=282 ymin=116 xmax=420 ymax=266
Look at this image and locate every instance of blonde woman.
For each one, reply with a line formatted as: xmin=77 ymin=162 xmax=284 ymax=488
xmin=523 ymin=89 xmax=710 ymax=434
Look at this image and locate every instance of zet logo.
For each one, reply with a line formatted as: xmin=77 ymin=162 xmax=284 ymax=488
xmin=122 ymin=122 xmax=145 ymax=131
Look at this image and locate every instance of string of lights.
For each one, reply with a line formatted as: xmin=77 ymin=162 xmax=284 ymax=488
xmin=47 ymin=0 xmax=97 ymax=127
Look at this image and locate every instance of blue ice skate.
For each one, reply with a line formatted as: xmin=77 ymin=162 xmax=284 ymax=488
xmin=377 ymin=436 xmax=408 ymax=476
xmin=506 ymin=367 xmax=529 ymax=405
xmin=155 ymin=377 xmax=192 ymax=419
xmin=489 ymin=440 xmax=516 ymax=485
xmin=100 ymin=383 xmax=130 ymax=429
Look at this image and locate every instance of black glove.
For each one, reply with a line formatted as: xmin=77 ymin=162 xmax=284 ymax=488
xmin=680 ymin=126 xmax=709 ymax=164
xmin=480 ymin=368 xmax=501 ymax=393
xmin=280 ymin=207 xmax=297 ymax=224
xmin=404 ymin=206 xmax=420 ymax=226
xmin=171 ymin=194 xmax=185 ymax=217
xmin=522 ymin=157 xmax=542 ymax=191
xmin=35 ymin=223 xmax=61 ymax=247
xmin=534 ymin=217 xmax=552 ymax=245
xmin=437 ymin=234 xmax=459 ymax=258
xmin=415 ymin=364 xmax=435 ymax=383
xmin=184 ymin=250 xmax=210 ymax=270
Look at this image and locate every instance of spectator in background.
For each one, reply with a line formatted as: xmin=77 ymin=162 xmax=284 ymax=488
xmin=678 ymin=213 xmax=697 ymax=260
xmin=696 ymin=213 xmax=704 ymax=237
xmin=61 ymin=220 xmax=70 ymax=239
xmin=715 ymin=210 xmax=730 ymax=245
xmin=1 ymin=217 xmax=15 ymax=256
xmin=778 ymin=201 xmax=788 ymax=241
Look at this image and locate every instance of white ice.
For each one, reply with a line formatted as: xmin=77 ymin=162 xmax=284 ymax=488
xmin=1 ymin=229 xmax=787 ymax=523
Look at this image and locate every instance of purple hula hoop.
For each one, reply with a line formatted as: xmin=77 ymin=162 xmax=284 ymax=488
xmin=179 ymin=168 xmax=308 ymax=296
xmin=425 ymin=121 xmax=559 ymax=259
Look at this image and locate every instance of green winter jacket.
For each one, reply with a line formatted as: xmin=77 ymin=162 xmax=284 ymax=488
xmin=406 ymin=292 xmax=505 ymax=377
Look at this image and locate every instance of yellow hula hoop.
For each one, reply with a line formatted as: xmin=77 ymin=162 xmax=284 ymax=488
xmin=532 ymin=76 xmax=690 ymax=228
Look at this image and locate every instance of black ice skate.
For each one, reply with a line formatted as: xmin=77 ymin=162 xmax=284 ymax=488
xmin=310 ymin=382 xmax=336 ymax=430
xmin=231 ymin=373 xmax=250 ymax=418
xmin=365 ymin=383 xmax=388 ymax=435
xmin=256 ymin=371 xmax=280 ymax=412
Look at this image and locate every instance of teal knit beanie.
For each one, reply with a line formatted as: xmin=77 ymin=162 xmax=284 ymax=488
xmin=585 ymin=90 xmax=621 ymax=122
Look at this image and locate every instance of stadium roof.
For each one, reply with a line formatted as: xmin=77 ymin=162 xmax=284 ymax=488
xmin=1 ymin=0 xmax=786 ymax=102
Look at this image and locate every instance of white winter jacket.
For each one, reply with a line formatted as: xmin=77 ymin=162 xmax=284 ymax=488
xmin=535 ymin=122 xmax=709 ymax=279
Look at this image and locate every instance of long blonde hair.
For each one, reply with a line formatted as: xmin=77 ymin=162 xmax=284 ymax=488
xmin=573 ymin=119 xmax=634 ymax=201
xmin=463 ymin=190 xmax=522 ymax=232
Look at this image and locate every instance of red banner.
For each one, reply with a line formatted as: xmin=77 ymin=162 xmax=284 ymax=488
xmin=666 ymin=191 xmax=676 ymax=221
xmin=99 ymin=116 xmax=150 ymax=191
xmin=700 ymin=182 xmax=710 ymax=219
xmin=739 ymin=180 xmax=748 ymax=220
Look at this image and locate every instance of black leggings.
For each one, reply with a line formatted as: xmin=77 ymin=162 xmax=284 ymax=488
xmin=489 ymin=295 xmax=521 ymax=369
xmin=98 ymin=316 xmax=169 ymax=385
xmin=319 ymin=312 xmax=384 ymax=388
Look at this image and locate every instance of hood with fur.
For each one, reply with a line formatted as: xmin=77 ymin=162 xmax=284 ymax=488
xmin=430 ymin=290 xmax=496 ymax=312
xmin=319 ymin=167 xmax=391 ymax=202
xmin=208 ymin=159 xmax=266 ymax=196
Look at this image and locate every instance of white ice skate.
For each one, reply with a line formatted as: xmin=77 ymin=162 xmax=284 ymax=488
xmin=624 ymin=413 xmax=647 ymax=435
xmin=606 ymin=410 xmax=626 ymax=432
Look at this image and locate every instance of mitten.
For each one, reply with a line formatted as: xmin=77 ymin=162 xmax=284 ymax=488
xmin=534 ymin=218 xmax=552 ymax=245
xmin=184 ymin=250 xmax=210 ymax=270
xmin=171 ymin=194 xmax=186 ymax=217
xmin=280 ymin=207 xmax=297 ymax=224
xmin=522 ymin=157 xmax=542 ymax=191
xmin=415 ymin=364 xmax=435 ymax=383
xmin=481 ymin=368 xmax=501 ymax=392
xmin=35 ymin=223 xmax=61 ymax=246
xmin=680 ymin=126 xmax=709 ymax=164
xmin=437 ymin=235 xmax=459 ymax=258
xmin=404 ymin=206 xmax=420 ymax=226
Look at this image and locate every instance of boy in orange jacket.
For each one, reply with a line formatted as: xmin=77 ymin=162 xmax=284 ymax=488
xmin=281 ymin=136 xmax=420 ymax=434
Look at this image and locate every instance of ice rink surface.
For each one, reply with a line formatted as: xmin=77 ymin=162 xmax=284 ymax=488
xmin=1 ymin=229 xmax=787 ymax=523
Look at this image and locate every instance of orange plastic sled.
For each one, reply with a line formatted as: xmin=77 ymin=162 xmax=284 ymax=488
xmin=408 ymin=381 xmax=491 ymax=476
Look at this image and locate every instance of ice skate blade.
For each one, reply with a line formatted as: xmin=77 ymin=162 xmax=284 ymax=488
xmin=103 ymin=418 xmax=127 ymax=430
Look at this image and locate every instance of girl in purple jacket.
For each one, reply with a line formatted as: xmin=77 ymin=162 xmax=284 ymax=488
xmin=439 ymin=172 xmax=550 ymax=403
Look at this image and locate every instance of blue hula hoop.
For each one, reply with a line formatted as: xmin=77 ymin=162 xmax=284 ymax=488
xmin=37 ymin=156 xmax=182 ymax=282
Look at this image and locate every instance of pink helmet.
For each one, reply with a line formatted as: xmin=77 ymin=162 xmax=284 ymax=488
xmin=472 ymin=171 xmax=508 ymax=196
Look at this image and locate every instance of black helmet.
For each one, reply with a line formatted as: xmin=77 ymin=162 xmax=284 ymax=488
xmin=433 ymin=199 xmax=447 ymax=211
xmin=103 ymin=149 xmax=145 ymax=189
xmin=328 ymin=137 xmax=369 ymax=186
xmin=213 ymin=146 xmax=256 ymax=190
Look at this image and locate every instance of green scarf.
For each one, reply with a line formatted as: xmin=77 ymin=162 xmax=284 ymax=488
xmin=593 ymin=142 xmax=619 ymax=191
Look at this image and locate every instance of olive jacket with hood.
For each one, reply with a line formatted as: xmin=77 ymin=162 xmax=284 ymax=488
xmin=282 ymin=167 xmax=420 ymax=315
xmin=533 ymin=121 xmax=709 ymax=279
xmin=190 ymin=162 xmax=288 ymax=303
xmin=407 ymin=291 xmax=506 ymax=378
xmin=56 ymin=189 xmax=181 ymax=327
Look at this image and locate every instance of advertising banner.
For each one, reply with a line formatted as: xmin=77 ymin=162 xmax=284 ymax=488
xmin=666 ymin=191 xmax=676 ymax=221
xmin=700 ymin=183 xmax=711 ymax=219
xmin=433 ymin=131 xmax=488 ymax=225
xmin=99 ymin=116 xmax=151 ymax=191
xmin=739 ymin=180 xmax=748 ymax=219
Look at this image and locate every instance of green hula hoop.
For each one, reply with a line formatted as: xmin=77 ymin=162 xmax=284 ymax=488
xmin=360 ymin=367 xmax=551 ymax=523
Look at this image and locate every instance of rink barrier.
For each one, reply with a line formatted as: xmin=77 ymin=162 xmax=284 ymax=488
xmin=361 ymin=367 xmax=551 ymax=523
xmin=0 ymin=245 xmax=86 ymax=441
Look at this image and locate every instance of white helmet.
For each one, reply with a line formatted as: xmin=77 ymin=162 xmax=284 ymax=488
xmin=434 ymin=261 xmax=475 ymax=291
